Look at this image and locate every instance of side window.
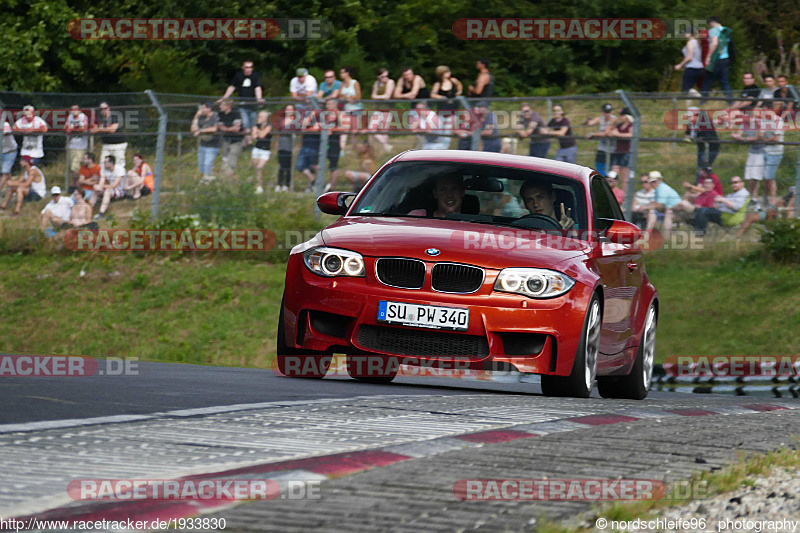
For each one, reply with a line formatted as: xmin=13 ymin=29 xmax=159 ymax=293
xmin=591 ymin=177 xmax=622 ymax=231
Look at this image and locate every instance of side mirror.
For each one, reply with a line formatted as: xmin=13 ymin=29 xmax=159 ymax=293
xmin=605 ymin=220 xmax=642 ymax=246
xmin=316 ymin=192 xmax=355 ymax=216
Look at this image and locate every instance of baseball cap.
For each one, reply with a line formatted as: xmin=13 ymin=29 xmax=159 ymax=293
xmin=606 ymin=170 xmax=618 ymax=179
xmin=648 ymin=170 xmax=663 ymax=182
xmin=23 ymin=105 xmax=34 ymax=111
xmin=688 ymin=106 xmax=700 ymax=112
xmin=51 ymin=186 xmax=62 ymax=195
xmin=21 ymin=155 xmax=32 ymax=164
xmin=296 ymin=68 xmax=309 ymax=77
xmin=601 ymin=103 xmax=613 ymax=113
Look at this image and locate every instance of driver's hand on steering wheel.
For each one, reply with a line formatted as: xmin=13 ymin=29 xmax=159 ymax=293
xmin=559 ymin=202 xmax=575 ymax=230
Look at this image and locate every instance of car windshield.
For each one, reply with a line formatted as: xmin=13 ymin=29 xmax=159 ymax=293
xmin=350 ymin=161 xmax=588 ymax=233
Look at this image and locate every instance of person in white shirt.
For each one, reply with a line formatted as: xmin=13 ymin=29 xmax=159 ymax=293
xmin=1 ymin=106 xmax=18 ymax=188
xmin=65 ymin=105 xmax=89 ymax=184
xmin=91 ymin=155 xmax=125 ymax=219
xmin=290 ymin=68 xmax=318 ymax=107
xmin=0 ymin=155 xmax=46 ymax=214
xmin=13 ymin=105 xmax=48 ymax=166
xmin=40 ymin=186 xmax=74 ymax=232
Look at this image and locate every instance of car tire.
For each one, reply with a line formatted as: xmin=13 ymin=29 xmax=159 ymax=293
xmin=346 ymin=354 xmax=398 ymax=384
xmin=276 ymin=298 xmax=331 ymax=379
xmin=540 ymin=295 xmax=601 ymax=399
xmin=598 ymin=303 xmax=656 ymax=400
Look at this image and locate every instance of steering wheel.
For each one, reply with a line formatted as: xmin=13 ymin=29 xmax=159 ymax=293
xmin=515 ymin=213 xmax=562 ymax=230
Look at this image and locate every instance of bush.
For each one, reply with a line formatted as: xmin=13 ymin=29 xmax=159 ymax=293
xmin=761 ymin=218 xmax=800 ymax=263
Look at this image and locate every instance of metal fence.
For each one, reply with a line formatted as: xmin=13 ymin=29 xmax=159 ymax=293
xmin=2 ymin=89 xmax=798 ymax=226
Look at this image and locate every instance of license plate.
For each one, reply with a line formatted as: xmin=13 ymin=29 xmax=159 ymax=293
xmin=377 ymin=301 xmax=469 ymax=331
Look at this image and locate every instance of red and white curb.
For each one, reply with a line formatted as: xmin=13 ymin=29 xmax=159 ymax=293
xmin=11 ymin=402 xmax=799 ymax=529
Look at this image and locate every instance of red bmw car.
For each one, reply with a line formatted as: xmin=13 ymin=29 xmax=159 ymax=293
xmin=278 ymin=150 xmax=658 ymax=399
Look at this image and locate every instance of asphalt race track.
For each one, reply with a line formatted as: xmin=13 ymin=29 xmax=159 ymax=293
xmin=2 ymin=360 xmax=799 ymax=531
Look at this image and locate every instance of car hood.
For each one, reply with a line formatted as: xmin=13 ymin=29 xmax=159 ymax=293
xmin=320 ymin=217 xmax=589 ymax=269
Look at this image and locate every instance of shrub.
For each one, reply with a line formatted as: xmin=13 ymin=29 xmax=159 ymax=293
xmin=761 ymin=218 xmax=800 ymax=263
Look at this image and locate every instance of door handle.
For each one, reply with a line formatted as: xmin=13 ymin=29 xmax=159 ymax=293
xmin=627 ymin=262 xmax=638 ymax=272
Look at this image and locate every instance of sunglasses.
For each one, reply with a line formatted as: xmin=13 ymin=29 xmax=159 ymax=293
xmin=99 ymin=106 xmax=109 ymax=110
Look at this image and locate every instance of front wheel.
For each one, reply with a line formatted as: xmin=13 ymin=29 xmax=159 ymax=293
xmin=598 ymin=303 xmax=657 ymax=400
xmin=346 ymin=354 xmax=398 ymax=383
xmin=541 ymin=295 xmax=601 ymax=398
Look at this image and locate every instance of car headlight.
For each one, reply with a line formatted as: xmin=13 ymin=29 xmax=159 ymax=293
xmin=494 ymin=268 xmax=575 ymax=298
xmin=303 ymin=247 xmax=365 ymax=277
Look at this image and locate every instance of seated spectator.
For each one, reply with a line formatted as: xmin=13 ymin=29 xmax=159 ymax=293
xmin=251 ymin=110 xmax=272 ymax=194
xmin=91 ymin=155 xmax=125 ymax=220
xmin=606 ymin=170 xmax=625 ymax=205
xmin=694 ymin=175 xmax=750 ymax=235
xmin=369 ymin=68 xmax=395 ymax=153
xmin=125 ymin=153 xmax=151 ymax=199
xmin=40 ymin=186 xmax=74 ymax=234
xmin=317 ymin=70 xmax=341 ymax=101
xmin=1 ymin=155 xmax=46 ymax=214
xmin=76 ymin=152 xmax=102 ymax=203
xmin=63 ymin=188 xmax=94 ymax=229
xmin=736 ymin=187 xmax=795 ymax=239
xmin=681 ymin=166 xmax=723 ymax=202
xmin=631 ymin=174 xmax=655 ymax=228
xmin=519 ymin=179 xmax=575 ymax=230
xmin=409 ymin=173 xmax=465 ymax=217
xmin=645 ymin=171 xmax=681 ymax=239
xmin=13 ymin=105 xmax=48 ymax=166
xmin=673 ymin=176 xmax=718 ymax=217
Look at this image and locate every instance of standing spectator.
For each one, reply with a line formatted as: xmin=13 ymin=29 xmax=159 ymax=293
xmin=694 ymin=175 xmax=749 ymax=235
xmin=730 ymin=109 xmax=766 ymax=201
xmin=645 ymin=171 xmax=681 ymax=240
xmin=13 ymin=105 xmax=48 ymax=166
xmin=217 ymin=99 xmax=245 ymax=180
xmin=296 ymin=111 xmax=321 ymax=192
xmin=606 ymin=170 xmax=625 ymax=205
xmin=393 ymin=67 xmax=430 ymax=106
xmin=339 ymin=66 xmax=363 ymax=152
xmin=191 ymin=102 xmax=220 ymax=182
xmin=125 ymin=153 xmax=150 ymax=199
xmin=675 ymin=28 xmax=704 ymax=93
xmin=64 ymin=105 xmax=89 ymax=188
xmin=219 ymin=60 xmax=263 ymax=132
xmin=317 ymin=70 xmax=341 ymax=101
xmin=544 ymin=104 xmax=577 ymax=163
xmin=701 ymin=16 xmax=733 ymax=104
xmin=275 ymin=104 xmax=296 ymax=192
xmin=290 ymin=68 xmax=318 ymax=108
xmin=370 ymin=68 xmax=395 ymax=153
xmin=91 ymin=102 xmax=127 ymax=171
xmin=91 ymin=155 xmax=125 ymax=219
xmin=732 ymin=72 xmax=760 ymax=110
xmin=413 ymin=101 xmax=450 ymax=151
xmin=477 ymin=103 xmax=501 ymax=152
xmin=467 ymin=59 xmax=494 ymax=98
xmin=685 ymin=106 xmax=720 ymax=168
xmin=585 ymin=103 xmax=616 ymax=176
xmin=76 ymin=152 xmax=101 ymax=203
xmin=40 ymin=186 xmax=73 ymax=234
xmin=631 ymin=174 xmax=655 ymax=228
xmin=1 ymin=155 xmax=46 ymax=213
xmin=454 ymin=110 xmax=475 ymax=151
xmin=251 ymin=110 xmax=272 ymax=194
xmin=516 ymin=103 xmax=549 ymax=158
xmin=608 ymin=109 xmax=634 ymax=191
xmin=1 ymin=106 xmax=18 ymax=189
xmin=321 ymin=99 xmax=343 ymax=192
xmin=762 ymin=113 xmax=784 ymax=206
xmin=774 ymin=75 xmax=797 ymax=118
xmin=430 ymin=65 xmax=463 ymax=111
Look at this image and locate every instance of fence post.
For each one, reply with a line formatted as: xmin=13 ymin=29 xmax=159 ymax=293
xmin=311 ymin=101 xmax=326 ymax=220
xmin=616 ymin=90 xmax=640 ymax=220
xmin=790 ymin=85 xmax=800 ymax=218
xmin=176 ymin=132 xmax=182 ymax=193
xmin=145 ymin=90 xmax=166 ymax=219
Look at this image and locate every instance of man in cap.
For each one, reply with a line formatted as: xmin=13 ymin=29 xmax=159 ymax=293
xmin=290 ymin=68 xmax=318 ymax=108
xmin=40 ymin=185 xmax=74 ymax=234
xmin=644 ymin=170 xmax=681 ymax=239
xmin=585 ymin=103 xmax=616 ymax=175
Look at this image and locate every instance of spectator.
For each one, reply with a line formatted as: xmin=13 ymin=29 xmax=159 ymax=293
xmin=757 ymin=73 xmax=776 ymax=109
xmin=413 ymin=101 xmax=451 ymax=151
xmin=762 ymin=113 xmax=784 ymax=206
xmin=694 ymin=175 xmax=749 ymax=236
xmin=607 ymin=109 xmax=634 ymax=191
xmin=64 ymin=188 xmax=94 ymax=229
xmin=91 ymin=102 xmax=127 ymax=170
xmin=339 ymin=66 xmax=363 ymax=152
xmin=275 ymin=104 xmax=296 ymax=192
xmin=370 ymin=68 xmax=395 ymax=153
xmin=681 ymin=166 xmax=723 ymax=202
xmin=320 ymin=99 xmax=343 ymax=192
xmin=317 ymin=70 xmax=341 ymax=101
xmin=774 ymin=75 xmax=797 ymax=118
xmin=730 ymin=108 xmax=766 ymax=201
xmin=217 ymin=99 xmax=245 ymax=179
xmin=64 ymin=105 xmax=89 ymax=188
xmin=343 ymin=138 xmax=376 ymax=191
xmin=516 ymin=103 xmax=549 ymax=158
xmin=467 ymin=59 xmax=494 ymax=98
xmin=544 ymin=104 xmax=577 ymax=163
xmin=645 ymin=171 xmax=681 ymax=240
xmin=732 ymin=72 xmax=760 ymax=110
xmin=393 ymin=67 xmax=430 ymax=106
xmin=40 ymin=186 xmax=74 ymax=234
xmin=0 ymin=155 xmax=46 ymax=214
xmin=1 ymin=106 xmax=18 ymax=189
xmin=685 ymin=106 xmax=720 ymax=168
xmin=454 ymin=110 xmax=475 ymax=151
xmin=701 ymin=16 xmax=733 ymax=104
xmin=125 ymin=153 xmax=151 ymax=199
xmin=606 ymin=170 xmax=625 ymax=205
xmin=430 ymin=65 xmax=463 ymax=112
xmin=296 ymin=110 xmax=321 ymax=192
xmin=13 ymin=105 xmax=48 ymax=166
xmin=191 ymin=101 xmax=220 ymax=182
xmin=585 ymin=103 xmax=616 ymax=176
xmin=477 ymin=103 xmax=501 ymax=152
xmin=673 ymin=176 xmax=718 ymax=217
xmin=290 ymin=68 xmax=318 ymax=108
xmin=736 ymin=187 xmax=795 ymax=239
xmin=91 ymin=155 xmax=125 ymax=219
xmin=631 ymin=174 xmax=655 ymax=228
xmin=251 ymin=110 xmax=272 ymax=194
xmin=76 ymin=152 xmax=101 ymax=202
xmin=219 ymin=60 xmax=263 ymax=133
xmin=675 ymin=28 xmax=704 ymax=93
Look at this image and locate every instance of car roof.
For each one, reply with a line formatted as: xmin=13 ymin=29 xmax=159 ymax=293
xmin=390 ymin=150 xmax=594 ymax=185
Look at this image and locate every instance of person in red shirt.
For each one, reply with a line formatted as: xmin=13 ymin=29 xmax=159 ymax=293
xmin=75 ymin=152 xmax=102 ymax=203
xmin=674 ymin=176 xmax=717 ymax=217
xmin=681 ymin=166 xmax=723 ymax=203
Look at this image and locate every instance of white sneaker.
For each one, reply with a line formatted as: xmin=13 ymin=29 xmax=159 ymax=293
xmin=282 ymin=185 xmax=290 ymax=192
xmin=255 ymin=186 xmax=264 ymax=194
xmin=274 ymin=185 xmax=282 ymax=193
xmin=323 ymin=183 xmax=332 ymax=193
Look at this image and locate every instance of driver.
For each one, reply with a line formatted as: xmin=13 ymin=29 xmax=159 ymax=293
xmin=520 ymin=179 xmax=575 ymax=229
xmin=409 ymin=172 xmax=465 ymax=217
